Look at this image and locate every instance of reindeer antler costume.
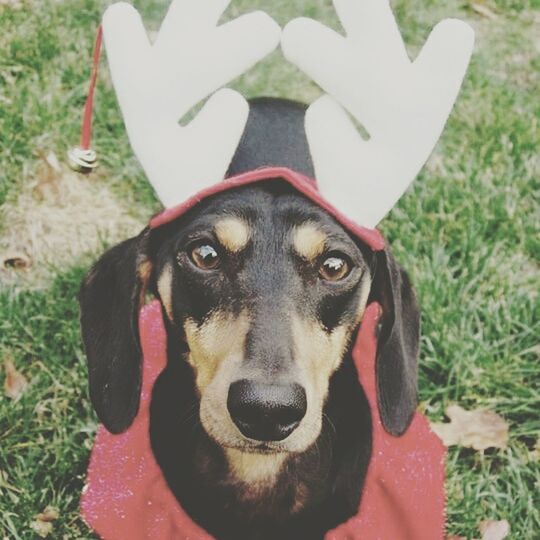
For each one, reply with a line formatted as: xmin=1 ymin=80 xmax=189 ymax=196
xmin=79 ymin=1 xmax=474 ymax=538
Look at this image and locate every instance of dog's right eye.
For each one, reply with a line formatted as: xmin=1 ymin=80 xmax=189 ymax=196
xmin=190 ymin=243 xmax=220 ymax=270
xmin=319 ymin=254 xmax=351 ymax=282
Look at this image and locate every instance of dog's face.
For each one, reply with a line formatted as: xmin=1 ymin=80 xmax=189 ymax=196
xmin=80 ymin=179 xmax=419 ymax=453
xmin=151 ymin=184 xmax=373 ymax=454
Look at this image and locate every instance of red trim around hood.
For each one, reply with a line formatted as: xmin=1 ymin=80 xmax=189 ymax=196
xmin=149 ymin=167 xmax=385 ymax=252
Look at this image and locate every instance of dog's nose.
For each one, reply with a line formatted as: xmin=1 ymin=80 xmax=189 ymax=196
xmin=227 ymin=379 xmax=307 ymax=442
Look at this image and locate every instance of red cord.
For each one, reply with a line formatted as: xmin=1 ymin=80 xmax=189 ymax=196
xmin=80 ymin=25 xmax=103 ymax=150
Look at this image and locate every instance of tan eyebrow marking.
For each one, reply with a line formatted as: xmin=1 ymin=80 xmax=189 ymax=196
xmin=292 ymin=223 xmax=327 ymax=260
xmin=214 ymin=217 xmax=250 ymax=253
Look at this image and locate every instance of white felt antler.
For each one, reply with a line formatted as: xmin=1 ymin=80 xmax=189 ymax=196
xmin=282 ymin=0 xmax=474 ymax=228
xmin=103 ymin=0 xmax=280 ymax=207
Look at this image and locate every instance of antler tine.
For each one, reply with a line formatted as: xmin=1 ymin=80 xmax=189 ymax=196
xmin=282 ymin=0 xmax=474 ymax=228
xmin=103 ymin=1 xmax=280 ymax=207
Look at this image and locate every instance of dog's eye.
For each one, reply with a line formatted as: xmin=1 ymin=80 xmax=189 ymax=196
xmin=319 ymin=255 xmax=350 ymax=281
xmin=190 ymin=244 xmax=220 ymax=270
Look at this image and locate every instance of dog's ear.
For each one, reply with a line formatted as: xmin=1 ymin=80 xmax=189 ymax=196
xmin=79 ymin=228 xmax=152 ymax=434
xmin=369 ymin=248 xmax=420 ymax=436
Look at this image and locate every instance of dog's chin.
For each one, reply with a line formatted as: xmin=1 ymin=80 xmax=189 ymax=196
xmin=224 ymin=441 xmax=284 ymax=455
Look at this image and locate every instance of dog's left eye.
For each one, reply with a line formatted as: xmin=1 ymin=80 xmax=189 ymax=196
xmin=190 ymin=244 xmax=220 ymax=270
xmin=319 ymin=254 xmax=351 ymax=281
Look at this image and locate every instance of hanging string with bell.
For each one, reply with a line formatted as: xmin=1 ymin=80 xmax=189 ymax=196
xmin=68 ymin=25 xmax=103 ymax=174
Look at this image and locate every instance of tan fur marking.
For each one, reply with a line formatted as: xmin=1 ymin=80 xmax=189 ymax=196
xmin=291 ymin=316 xmax=351 ymax=397
xmin=137 ymin=257 xmax=153 ymax=306
xmin=291 ymin=483 xmax=309 ymax=514
xmin=214 ymin=217 xmax=250 ymax=253
xmin=157 ymin=263 xmax=173 ymax=320
xmin=138 ymin=258 xmax=152 ymax=283
xmin=286 ymin=275 xmax=372 ymax=451
xmin=292 ymin=223 xmax=327 ymax=260
xmin=157 ymin=264 xmax=173 ymax=321
xmin=292 ymin=273 xmax=372 ymax=397
xmin=355 ymin=274 xmax=373 ymax=324
xmin=184 ymin=311 xmax=250 ymax=392
xmin=225 ymin=448 xmax=287 ymax=486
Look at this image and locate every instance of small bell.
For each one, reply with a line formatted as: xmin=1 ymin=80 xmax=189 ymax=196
xmin=68 ymin=146 xmax=98 ymax=174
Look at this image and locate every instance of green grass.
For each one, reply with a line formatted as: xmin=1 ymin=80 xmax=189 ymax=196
xmin=1 ymin=0 xmax=538 ymax=538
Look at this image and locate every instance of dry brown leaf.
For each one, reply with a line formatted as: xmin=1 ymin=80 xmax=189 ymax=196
xmin=447 ymin=536 xmax=468 ymax=540
xmin=35 ymin=506 xmax=59 ymax=522
xmin=471 ymin=2 xmax=498 ymax=19
xmin=30 ymin=519 xmax=53 ymax=538
xmin=43 ymin=152 xmax=61 ymax=173
xmin=0 ymin=0 xmax=24 ymax=9
xmin=479 ymin=519 xmax=510 ymax=540
xmin=3 ymin=357 xmax=29 ymax=400
xmin=1 ymin=252 xmax=32 ymax=270
xmin=532 ymin=438 xmax=540 ymax=461
xmin=430 ymin=404 xmax=508 ymax=451
xmin=30 ymin=506 xmax=59 ymax=538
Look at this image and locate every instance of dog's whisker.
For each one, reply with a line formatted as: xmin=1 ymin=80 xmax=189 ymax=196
xmin=182 ymin=403 xmax=199 ymax=420
xmin=322 ymin=412 xmax=337 ymax=436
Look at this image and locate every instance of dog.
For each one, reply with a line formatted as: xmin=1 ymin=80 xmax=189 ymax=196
xmin=79 ymin=97 xmax=420 ymax=540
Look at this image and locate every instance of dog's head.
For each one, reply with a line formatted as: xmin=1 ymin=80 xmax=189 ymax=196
xmin=79 ymin=181 xmax=419 ymax=455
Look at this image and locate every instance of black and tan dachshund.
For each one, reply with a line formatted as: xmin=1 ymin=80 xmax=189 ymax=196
xmin=79 ymin=97 xmax=420 ymax=540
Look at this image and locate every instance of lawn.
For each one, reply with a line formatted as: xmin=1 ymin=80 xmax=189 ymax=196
xmin=0 ymin=0 xmax=538 ymax=538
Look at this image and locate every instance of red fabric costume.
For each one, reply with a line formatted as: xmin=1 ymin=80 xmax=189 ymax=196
xmin=81 ymin=168 xmax=446 ymax=539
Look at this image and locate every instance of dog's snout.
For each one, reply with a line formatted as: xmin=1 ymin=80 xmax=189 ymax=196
xmin=227 ymin=380 xmax=307 ymax=442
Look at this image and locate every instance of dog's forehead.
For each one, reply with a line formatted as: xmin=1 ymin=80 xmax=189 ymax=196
xmin=162 ymin=182 xmax=361 ymax=248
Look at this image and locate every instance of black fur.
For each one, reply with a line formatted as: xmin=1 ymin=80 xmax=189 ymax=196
xmin=79 ymin=229 xmax=150 ymax=433
xmin=79 ymin=98 xmax=420 ymax=538
xmin=227 ymin=97 xmax=314 ymax=178
xmin=369 ymin=250 xmax=420 ymax=436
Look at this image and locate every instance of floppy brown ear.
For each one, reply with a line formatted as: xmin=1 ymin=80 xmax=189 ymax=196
xmin=79 ymin=228 xmax=151 ymax=434
xmin=369 ymin=249 xmax=420 ymax=436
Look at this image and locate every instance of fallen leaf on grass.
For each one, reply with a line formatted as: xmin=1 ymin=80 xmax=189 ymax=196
xmin=430 ymin=404 xmax=508 ymax=450
xmin=30 ymin=506 xmax=59 ymax=538
xmin=446 ymin=518 xmax=510 ymax=540
xmin=447 ymin=518 xmax=510 ymax=540
xmin=30 ymin=520 xmax=53 ymax=538
xmin=1 ymin=252 xmax=32 ymax=270
xmin=479 ymin=519 xmax=510 ymax=540
xmin=3 ymin=357 xmax=29 ymax=400
xmin=470 ymin=2 xmax=498 ymax=19
xmin=0 ymin=0 xmax=24 ymax=9
xmin=532 ymin=439 xmax=540 ymax=461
